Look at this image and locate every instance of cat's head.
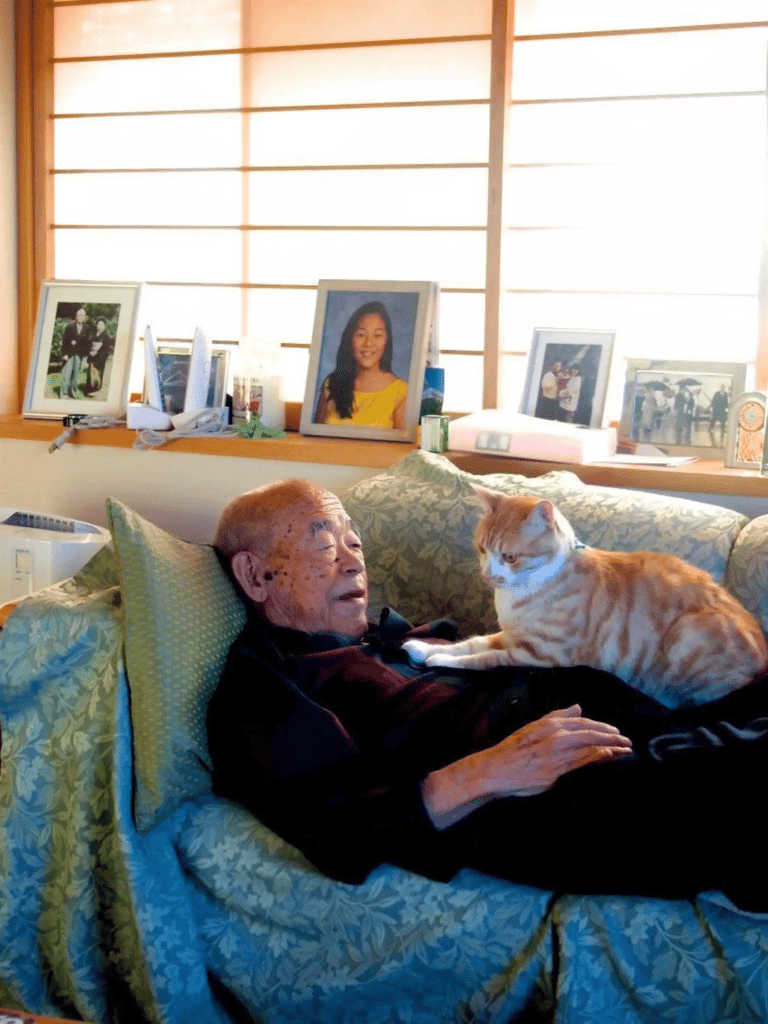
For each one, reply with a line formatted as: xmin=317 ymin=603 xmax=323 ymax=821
xmin=471 ymin=486 xmax=576 ymax=589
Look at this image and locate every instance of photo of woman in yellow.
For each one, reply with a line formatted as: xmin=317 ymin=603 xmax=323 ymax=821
xmin=314 ymin=301 xmax=408 ymax=428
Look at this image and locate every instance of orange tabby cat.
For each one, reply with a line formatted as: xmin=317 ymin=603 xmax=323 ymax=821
xmin=403 ymin=485 xmax=768 ymax=708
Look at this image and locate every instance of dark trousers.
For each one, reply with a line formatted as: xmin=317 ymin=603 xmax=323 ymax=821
xmin=447 ymin=670 xmax=768 ymax=909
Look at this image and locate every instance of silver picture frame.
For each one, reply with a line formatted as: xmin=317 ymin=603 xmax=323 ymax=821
xmin=519 ymin=327 xmax=616 ymax=429
xmin=151 ymin=343 xmax=231 ymax=415
xmin=23 ymin=279 xmax=143 ymax=419
xmin=300 ymin=279 xmax=438 ymax=442
xmin=619 ymin=359 xmax=751 ymax=458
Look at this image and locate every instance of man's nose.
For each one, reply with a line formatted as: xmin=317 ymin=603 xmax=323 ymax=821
xmin=338 ymin=544 xmax=365 ymax=573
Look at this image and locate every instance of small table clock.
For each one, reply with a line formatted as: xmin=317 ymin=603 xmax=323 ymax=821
xmin=723 ymin=391 xmax=768 ymax=469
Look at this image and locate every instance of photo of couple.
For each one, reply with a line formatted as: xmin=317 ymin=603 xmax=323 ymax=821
xmin=533 ymin=342 xmax=605 ymax=427
xmin=45 ymin=302 xmax=119 ymax=401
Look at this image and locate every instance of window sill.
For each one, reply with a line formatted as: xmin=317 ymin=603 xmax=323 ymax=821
xmin=3 ymin=412 xmax=768 ymax=499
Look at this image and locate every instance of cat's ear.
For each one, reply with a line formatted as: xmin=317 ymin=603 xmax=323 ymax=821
xmin=528 ymin=500 xmax=556 ymax=533
xmin=471 ymin=484 xmax=503 ymax=512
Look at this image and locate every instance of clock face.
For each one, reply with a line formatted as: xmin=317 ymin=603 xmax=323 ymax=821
xmin=738 ymin=400 xmax=765 ymax=432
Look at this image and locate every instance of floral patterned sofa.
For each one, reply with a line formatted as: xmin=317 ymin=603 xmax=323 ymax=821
xmin=2 ymin=449 xmax=768 ymax=1024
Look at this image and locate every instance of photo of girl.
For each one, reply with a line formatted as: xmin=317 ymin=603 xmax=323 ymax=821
xmin=314 ymin=301 xmax=407 ymax=429
xmin=301 ymin=279 xmax=436 ymax=442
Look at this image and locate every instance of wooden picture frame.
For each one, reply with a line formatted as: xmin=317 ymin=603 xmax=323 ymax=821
xmin=300 ymin=279 xmax=438 ymax=442
xmin=23 ymin=280 xmax=143 ymax=420
xmin=519 ymin=328 xmax=615 ymax=429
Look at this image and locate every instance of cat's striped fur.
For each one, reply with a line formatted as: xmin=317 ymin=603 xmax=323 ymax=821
xmin=403 ymin=485 xmax=768 ymax=708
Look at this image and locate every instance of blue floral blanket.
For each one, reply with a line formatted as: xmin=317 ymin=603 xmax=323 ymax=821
xmin=2 ymin=578 xmax=768 ymax=1023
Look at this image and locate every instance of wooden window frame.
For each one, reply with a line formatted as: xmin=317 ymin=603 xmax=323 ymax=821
xmin=14 ymin=1 xmax=768 ymax=420
xmin=14 ymin=0 xmax=514 ymax=416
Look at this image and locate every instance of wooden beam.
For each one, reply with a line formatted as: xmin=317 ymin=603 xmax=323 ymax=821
xmin=16 ymin=0 xmax=54 ymax=412
xmin=483 ymin=0 xmax=514 ymax=409
xmin=756 ymin=57 xmax=768 ymax=391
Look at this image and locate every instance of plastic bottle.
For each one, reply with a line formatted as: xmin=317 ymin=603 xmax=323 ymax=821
xmin=233 ymin=337 xmax=285 ymax=430
xmin=230 ymin=340 xmax=251 ymax=424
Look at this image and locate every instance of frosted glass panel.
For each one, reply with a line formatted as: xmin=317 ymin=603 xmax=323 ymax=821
xmin=248 ymin=229 xmax=486 ymax=288
xmin=247 ymin=41 xmax=490 ymax=106
xmin=499 ymin=292 xmax=760 ymax=418
xmin=55 ymin=0 xmax=241 ymax=58
xmin=512 ymin=29 xmax=768 ymax=100
xmin=436 ymin=292 xmax=486 ymax=354
xmin=515 ymin=0 xmax=768 ymax=34
xmin=248 ymin=169 xmax=487 ymax=226
xmin=56 ymin=172 xmax=242 ymax=225
xmin=249 ymin=104 xmax=489 ymax=166
xmin=279 ymin=347 xmax=311 ymax=402
xmin=54 ymin=228 xmax=241 ymax=283
xmin=245 ymin=288 xmax=319 ymax=346
xmin=504 ymin=225 xmax=761 ymax=294
xmin=140 ymin=284 xmax=244 ymax=340
xmin=507 ymin=96 xmax=766 ymax=164
xmin=502 ymin=293 xmax=760 ymax=362
xmin=55 ymin=113 xmax=243 ymax=169
xmin=440 ymin=353 xmax=483 ymax=412
xmin=498 ymin=352 xmax=528 ymax=410
xmin=246 ymin=0 xmax=490 ymax=47
xmin=243 ymin=290 xmax=487 ymax=362
xmin=55 ymin=54 xmax=241 ymax=114
xmin=506 ymin=164 xmax=764 ymax=236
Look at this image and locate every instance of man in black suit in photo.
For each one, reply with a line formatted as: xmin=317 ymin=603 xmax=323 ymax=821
xmin=60 ymin=307 xmax=92 ymax=398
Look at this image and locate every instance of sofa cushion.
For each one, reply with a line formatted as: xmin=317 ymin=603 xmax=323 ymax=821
xmin=339 ymin=450 xmax=747 ymax=637
xmin=107 ymin=498 xmax=246 ymax=833
xmin=726 ymin=514 xmax=768 ymax=634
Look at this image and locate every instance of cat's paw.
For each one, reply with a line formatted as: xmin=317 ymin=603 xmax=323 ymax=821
xmin=422 ymin=651 xmax=458 ymax=668
xmin=402 ymin=638 xmax=434 ymax=664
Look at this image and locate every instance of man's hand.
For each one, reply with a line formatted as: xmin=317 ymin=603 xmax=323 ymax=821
xmin=422 ymin=705 xmax=632 ymax=828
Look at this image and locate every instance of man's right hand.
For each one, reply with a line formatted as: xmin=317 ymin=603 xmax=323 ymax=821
xmin=421 ymin=705 xmax=632 ymax=828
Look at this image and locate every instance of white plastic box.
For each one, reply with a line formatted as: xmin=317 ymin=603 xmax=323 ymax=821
xmin=0 ymin=507 xmax=110 ymax=604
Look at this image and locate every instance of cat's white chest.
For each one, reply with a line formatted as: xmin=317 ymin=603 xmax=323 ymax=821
xmin=485 ymin=549 xmax=568 ymax=598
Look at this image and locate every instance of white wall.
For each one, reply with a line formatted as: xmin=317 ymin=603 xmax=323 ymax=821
xmin=2 ymin=438 xmax=766 ymax=553
xmin=0 ymin=439 xmax=381 ymax=542
xmin=0 ymin=0 xmax=17 ymax=415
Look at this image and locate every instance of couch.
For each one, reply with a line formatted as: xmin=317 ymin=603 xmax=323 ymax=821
xmin=2 ymin=449 xmax=768 ymax=1024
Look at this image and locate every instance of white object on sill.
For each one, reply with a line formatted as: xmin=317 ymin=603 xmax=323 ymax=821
xmin=448 ymin=410 xmax=617 ymax=465
xmin=0 ymin=508 xmax=110 ymax=604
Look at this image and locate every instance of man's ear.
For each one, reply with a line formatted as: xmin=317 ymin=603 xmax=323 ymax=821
xmin=231 ymin=549 xmax=268 ymax=605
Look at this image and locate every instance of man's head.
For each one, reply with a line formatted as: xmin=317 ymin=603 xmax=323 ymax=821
xmin=75 ymin=308 xmax=87 ymax=326
xmin=215 ymin=479 xmax=368 ymax=637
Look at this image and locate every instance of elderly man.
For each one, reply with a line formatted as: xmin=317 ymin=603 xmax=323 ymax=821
xmin=207 ymin=479 xmax=768 ymax=908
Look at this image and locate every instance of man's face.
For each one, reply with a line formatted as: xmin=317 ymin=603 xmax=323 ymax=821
xmin=75 ymin=309 xmax=86 ymax=325
xmin=257 ymin=491 xmax=368 ymax=637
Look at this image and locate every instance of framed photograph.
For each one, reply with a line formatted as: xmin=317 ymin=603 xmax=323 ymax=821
xmin=150 ymin=343 xmax=231 ymax=415
xmin=519 ymin=328 xmax=615 ymax=429
xmin=300 ymin=279 xmax=438 ymax=442
xmin=619 ymin=359 xmax=751 ymax=458
xmin=723 ymin=391 xmax=768 ymax=470
xmin=23 ymin=280 xmax=143 ymax=419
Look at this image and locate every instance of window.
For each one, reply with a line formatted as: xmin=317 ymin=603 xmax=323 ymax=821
xmin=501 ymin=0 xmax=768 ymax=418
xmin=44 ymin=0 xmax=495 ymax=410
xmin=17 ymin=0 xmax=768 ymax=420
